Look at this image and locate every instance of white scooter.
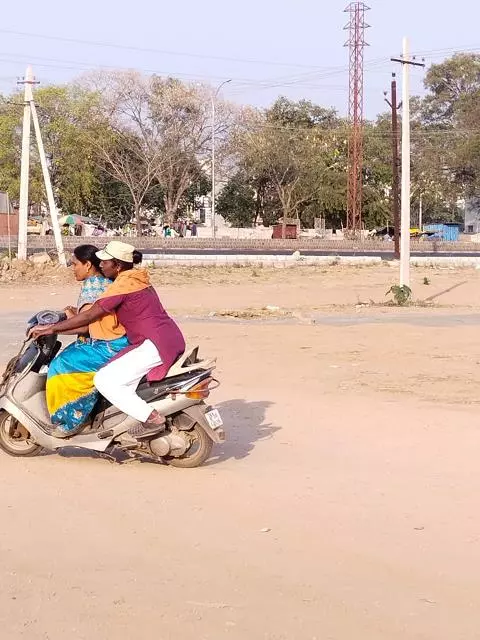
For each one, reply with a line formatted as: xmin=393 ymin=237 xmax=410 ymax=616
xmin=0 ymin=311 xmax=225 ymax=468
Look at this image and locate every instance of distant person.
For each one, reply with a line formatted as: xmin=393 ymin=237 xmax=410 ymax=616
xmin=175 ymin=220 xmax=184 ymax=237
xmin=191 ymin=221 xmax=198 ymax=237
xmin=41 ymin=218 xmax=51 ymax=236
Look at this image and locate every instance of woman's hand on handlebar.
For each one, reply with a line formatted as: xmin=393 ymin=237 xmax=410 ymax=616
xmin=29 ymin=324 xmax=55 ymax=340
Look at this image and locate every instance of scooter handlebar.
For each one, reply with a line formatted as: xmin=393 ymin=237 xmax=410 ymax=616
xmin=26 ymin=310 xmax=67 ymax=337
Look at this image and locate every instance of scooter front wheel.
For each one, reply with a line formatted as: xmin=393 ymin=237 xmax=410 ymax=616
xmin=0 ymin=411 xmax=44 ymax=457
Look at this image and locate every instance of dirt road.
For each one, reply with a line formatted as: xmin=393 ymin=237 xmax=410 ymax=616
xmin=1 ymin=266 xmax=480 ymax=639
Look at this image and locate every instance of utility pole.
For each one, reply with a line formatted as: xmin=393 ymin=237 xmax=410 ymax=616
xmin=392 ymin=39 xmax=424 ymax=287
xmin=384 ymin=73 xmax=401 ymax=259
xmin=30 ymin=101 xmax=66 ymax=266
xmin=211 ymin=79 xmax=231 ymax=239
xmin=18 ymin=66 xmax=36 ymax=261
xmin=418 ymin=193 xmax=423 ymax=231
xmin=17 ymin=66 xmax=66 ymax=265
xmin=6 ymin=192 xmax=12 ymax=262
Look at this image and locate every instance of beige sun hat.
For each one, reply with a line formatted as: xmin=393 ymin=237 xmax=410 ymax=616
xmin=96 ymin=241 xmax=135 ymax=263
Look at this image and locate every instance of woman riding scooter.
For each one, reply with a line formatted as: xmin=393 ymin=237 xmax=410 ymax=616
xmin=46 ymin=244 xmax=129 ymax=438
xmin=31 ymin=241 xmax=186 ymax=440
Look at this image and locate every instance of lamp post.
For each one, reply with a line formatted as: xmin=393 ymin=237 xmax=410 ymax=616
xmin=211 ymin=79 xmax=231 ymax=238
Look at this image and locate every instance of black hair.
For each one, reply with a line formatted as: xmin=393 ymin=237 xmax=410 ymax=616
xmin=73 ymin=244 xmax=102 ymax=271
xmin=115 ymin=250 xmax=143 ymax=271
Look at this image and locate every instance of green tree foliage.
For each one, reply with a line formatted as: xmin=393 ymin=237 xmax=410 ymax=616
xmin=35 ymin=86 xmax=102 ymax=214
xmin=216 ymin=172 xmax=256 ymax=227
xmin=0 ymin=54 xmax=479 ymax=234
xmin=0 ymin=94 xmax=43 ymax=204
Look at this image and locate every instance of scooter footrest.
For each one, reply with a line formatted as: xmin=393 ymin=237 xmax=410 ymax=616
xmin=97 ymin=429 xmax=114 ymax=440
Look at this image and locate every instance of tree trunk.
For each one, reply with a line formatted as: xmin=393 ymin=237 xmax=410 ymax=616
xmin=164 ymin=190 xmax=186 ymax=225
xmin=163 ymin=194 xmax=175 ymax=225
xmin=135 ymin=204 xmax=143 ymax=236
xmin=275 ymin=185 xmax=291 ymax=240
xmin=254 ymin=183 xmax=264 ymax=225
xmin=281 ymin=202 xmax=290 ymax=239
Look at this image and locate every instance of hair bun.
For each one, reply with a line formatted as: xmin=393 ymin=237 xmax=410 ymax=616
xmin=132 ymin=250 xmax=143 ymax=265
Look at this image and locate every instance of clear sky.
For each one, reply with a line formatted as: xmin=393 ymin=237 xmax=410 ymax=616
xmin=0 ymin=0 xmax=478 ymax=118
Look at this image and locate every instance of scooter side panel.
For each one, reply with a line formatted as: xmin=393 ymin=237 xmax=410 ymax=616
xmin=0 ymin=396 xmax=112 ymax=452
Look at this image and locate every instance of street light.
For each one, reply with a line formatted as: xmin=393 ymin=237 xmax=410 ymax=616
xmin=211 ymin=78 xmax=231 ymax=238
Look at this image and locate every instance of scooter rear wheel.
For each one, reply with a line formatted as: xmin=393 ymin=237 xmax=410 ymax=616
xmin=0 ymin=411 xmax=44 ymax=457
xmin=162 ymin=423 xmax=213 ymax=468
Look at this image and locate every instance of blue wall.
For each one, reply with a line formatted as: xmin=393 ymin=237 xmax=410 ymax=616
xmin=424 ymin=224 xmax=460 ymax=242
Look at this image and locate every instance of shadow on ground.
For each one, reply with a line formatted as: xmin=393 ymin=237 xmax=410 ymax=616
xmin=46 ymin=398 xmax=279 ymax=468
xmin=204 ymin=398 xmax=279 ymax=466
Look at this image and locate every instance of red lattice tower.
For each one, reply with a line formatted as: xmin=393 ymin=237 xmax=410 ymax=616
xmin=344 ymin=2 xmax=370 ymax=234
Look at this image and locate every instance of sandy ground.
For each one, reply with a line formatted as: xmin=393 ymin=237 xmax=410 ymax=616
xmin=1 ymin=265 xmax=480 ymax=639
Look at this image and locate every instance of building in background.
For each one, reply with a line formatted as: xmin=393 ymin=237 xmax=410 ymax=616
xmin=0 ymin=192 xmax=18 ymax=236
xmin=464 ymin=197 xmax=480 ymax=234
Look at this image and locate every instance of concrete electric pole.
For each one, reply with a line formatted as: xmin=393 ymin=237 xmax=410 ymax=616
xmin=17 ymin=67 xmax=66 ymax=265
xmin=211 ymin=79 xmax=231 ymax=239
xmin=392 ymin=39 xmax=424 ymax=287
xmin=17 ymin=66 xmax=35 ymax=261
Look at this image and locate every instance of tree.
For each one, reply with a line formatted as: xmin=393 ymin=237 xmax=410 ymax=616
xmin=81 ymin=71 xmax=163 ymax=235
xmin=0 ymin=93 xmax=43 ymax=205
xmin=179 ymin=166 xmax=211 ymax=217
xmin=216 ymin=172 xmax=256 ymax=227
xmin=422 ymin=54 xmax=480 ymax=125
xmin=148 ymin=77 xmax=234 ymax=222
xmin=409 ymin=54 xmax=480 ymax=220
xmin=361 ymin=117 xmax=392 ymax=228
xmin=82 ymin=73 xmax=235 ymax=229
xmin=87 ymin=172 xmax=134 ymax=229
xmin=5 ymin=54 xmax=480 ymax=237
xmin=236 ymin=99 xmax=342 ymax=235
xmin=34 ymin=86 xmax=99 ymax=214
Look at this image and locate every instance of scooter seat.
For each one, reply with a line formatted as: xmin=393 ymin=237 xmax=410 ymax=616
xmin=136 ymin=370 xmax=204 ymax=397
xmin=92 ymin=369 xmax=207 ymax=421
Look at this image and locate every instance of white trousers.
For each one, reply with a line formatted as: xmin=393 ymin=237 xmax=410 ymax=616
xmin=94 ymin=340 xmax=163 ymax=423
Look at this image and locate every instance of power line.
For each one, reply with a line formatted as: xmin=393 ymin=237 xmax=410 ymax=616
xmin=0 ymin=51 xmax=392 ymax=94
xmin=0 ymin=28 xmax=342 ymax=70
xmin=411 ymin=44 xmax=480 ymax=58
xmin=222 ymin=59 xmax=392 ymax=95
xmin=0 ymin=53 xmax=246 ymax=84
xmin=3 ymin=29 xmax=479 ymax=77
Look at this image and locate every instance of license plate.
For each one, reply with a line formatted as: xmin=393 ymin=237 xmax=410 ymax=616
xmin=205 ymin=408 xmax=223 ymax=429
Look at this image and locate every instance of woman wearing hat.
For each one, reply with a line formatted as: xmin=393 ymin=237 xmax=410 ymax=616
xmin=31 ymin=241 xmax=186 ymax=439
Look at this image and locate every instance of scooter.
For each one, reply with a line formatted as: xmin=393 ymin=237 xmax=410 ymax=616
xmin=0 ymin=311 xmax=225 ymax=468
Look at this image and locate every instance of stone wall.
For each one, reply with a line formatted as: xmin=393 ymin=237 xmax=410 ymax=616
xmin=1 ymin=235 xmax=480 ymax=254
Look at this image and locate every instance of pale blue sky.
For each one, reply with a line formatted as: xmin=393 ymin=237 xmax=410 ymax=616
xmin=0 ymin=0 xmax=478 ymax=118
